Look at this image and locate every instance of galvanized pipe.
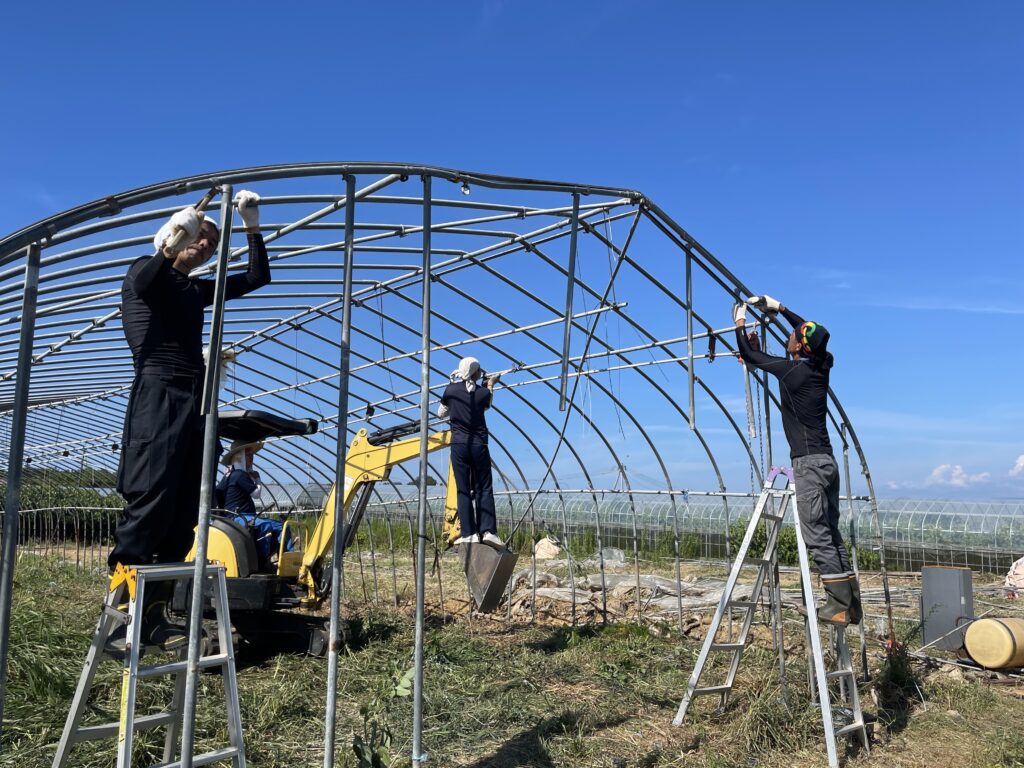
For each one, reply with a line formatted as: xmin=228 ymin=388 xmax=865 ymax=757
xmin=323 ymin=174 xmax=359 ymax=768
xmin=180 ymin=186 xmax=235 ymax=768
xmin=686 ymin=250 xmax=695 ymax=429
xmin=0 ymin=243 xmax=40 ymax=745
xmin=559 ymin=193 xmax=580 ymax=411
xmin=411 ymin=175 xmax=432 ymax=766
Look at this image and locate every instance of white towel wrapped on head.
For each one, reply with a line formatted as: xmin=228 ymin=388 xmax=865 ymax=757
xmin=450 ymin=356 xmax=480 ymax=392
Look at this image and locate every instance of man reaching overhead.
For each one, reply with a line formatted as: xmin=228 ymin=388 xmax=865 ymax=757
xmin=107 ymin=191 xmax=270 ymax=653
xmin=733 ymin=295 xmax=861 ymax=626
xmin=438 ymin=357 xmax=503 ymax=548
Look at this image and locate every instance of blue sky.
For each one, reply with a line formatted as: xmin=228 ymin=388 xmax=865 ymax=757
xmin=2 ymin=1 xmax=1022 ymax=498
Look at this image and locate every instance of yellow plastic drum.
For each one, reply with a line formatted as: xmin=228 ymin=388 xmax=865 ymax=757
xmin=964 ymin=618 xmax=1024 ymax=669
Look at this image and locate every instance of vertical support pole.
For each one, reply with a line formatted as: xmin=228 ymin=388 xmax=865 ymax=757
xmin=761 ymin=315 xmax=773 ymax=467
xmin=323 ymin=174 xmax=358 ymax=768
xmin=180 ymin=186 xmax=233 ymax=768
xmin=742 ymin=360 xmax=756 ymax=440
xmin=558 ymin=192 xmax=580 ymax=411
xmin=411 ymin=175 xmax=432 ymax=766
xmin=685 ymin=250 xmax=695 ymax=429
xmin=0 ymin=243 xmax=40 ymax=744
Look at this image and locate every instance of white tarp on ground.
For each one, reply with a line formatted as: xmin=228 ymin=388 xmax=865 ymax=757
xmin=1006 ymin=555 xmax=1024 ymax=589
xmin=507 ymin=568 xmax=755 ymax=622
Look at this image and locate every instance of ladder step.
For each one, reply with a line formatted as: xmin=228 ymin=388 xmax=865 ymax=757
xmin=835 ymin=721 xmax=867 ymax=737
xmin=710 ymin=642 xmax=746 ymax=652
xmin=728 ymin=599 xmax=757 ymax=609
xmin=761 ymin=513 xmax=784 ymax=522
xmin=153 ymin=746 xmax=240 ymax=768
xmin=72 ymin=711 xmax=177 ymax=742
xmin=692 ymin=685 xmax=732 ymax=697
xmin=744 ymin=557 xmax=773 ymax=567
xmin=826 ymin=668 xmax=855 ymax=680
xmin=102 ymin=605 xmax=129 ymax=622
xmin=138 ymin=653 xmax=230 ymax=679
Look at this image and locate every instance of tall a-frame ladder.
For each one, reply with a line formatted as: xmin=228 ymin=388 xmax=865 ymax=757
xmin=673 ymin=467 xmax=869 ymax=768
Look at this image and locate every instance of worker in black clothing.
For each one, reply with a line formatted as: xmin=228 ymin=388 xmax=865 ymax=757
xmin=438 ymin=356 xmax=503 ymax=547
xmin=106 ymin=191 xmax=270 ymax=652
xmin=734 ymin=294 xmax=861 ymax=626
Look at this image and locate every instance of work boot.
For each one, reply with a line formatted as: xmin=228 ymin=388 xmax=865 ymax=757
xmin=104 ymin=585 xmax=187 ymax=657
xmin=818 ymin=574 xmax=855 ymax=627
xmin=848 ymin=573 xmax=863 ymax=626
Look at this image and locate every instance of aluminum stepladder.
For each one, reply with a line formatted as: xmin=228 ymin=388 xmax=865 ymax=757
xmin=672 ymin=467 xmax=869 ymax=768
xmin=53 ymin=563 xmax=246 ymax=768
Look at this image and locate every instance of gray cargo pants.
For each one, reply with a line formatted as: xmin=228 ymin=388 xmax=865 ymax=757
xmin=793 ymin=453 xmax=852 ymax=577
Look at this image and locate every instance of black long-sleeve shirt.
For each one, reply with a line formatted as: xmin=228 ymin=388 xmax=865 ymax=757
xmin=121 ymin=233 xmax=271 ymax=376
xmin=736 ymin=306 xmax=833 ymax=459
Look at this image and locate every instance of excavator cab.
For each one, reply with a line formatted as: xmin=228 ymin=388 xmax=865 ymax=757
xmin=179 ymin=409 xmax=516 ymax=652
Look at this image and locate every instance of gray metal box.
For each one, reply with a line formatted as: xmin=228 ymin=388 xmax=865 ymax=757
xmin=921 ymin=566 xmax=973 ymax=650
xmin=459 ymin=543 xmax=519 ymax=613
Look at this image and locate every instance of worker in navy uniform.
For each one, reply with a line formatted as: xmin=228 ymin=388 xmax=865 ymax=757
xmin=106 ymin=191 xmax=270 ymax=653
xmin=733 ymin=295 xmax=861 ymax=626
xmin=438 ymin=357 xmax=503 ymax=547
xmin=216 ymin=439 xmax=291 ymax=566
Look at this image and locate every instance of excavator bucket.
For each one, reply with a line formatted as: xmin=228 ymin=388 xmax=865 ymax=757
xmin=460 ymin=543 xmax=518 ymax=613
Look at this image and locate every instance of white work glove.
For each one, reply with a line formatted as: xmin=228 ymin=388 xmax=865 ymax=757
xmin=153 ymin=206 xmax=202 ymax=255
xmin=732 ymin=302 xmax=748 ymax=326
xmin=746 ymin=295 xmax=782 ymax=315
xmin=233 ymin=190 xmax=260 ymax=230
xmin=485 ymin=372 xmax=502 ymax=387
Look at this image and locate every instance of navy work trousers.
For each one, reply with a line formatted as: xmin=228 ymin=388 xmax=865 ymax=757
xmin=108 ymin=373 xmax=204 ymax=570
xmin=450 ymin=440 xmax=497 ymax=537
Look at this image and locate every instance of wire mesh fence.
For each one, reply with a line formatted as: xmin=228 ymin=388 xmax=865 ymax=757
xmin=6 ymin=493 xmax=1022 ymax=579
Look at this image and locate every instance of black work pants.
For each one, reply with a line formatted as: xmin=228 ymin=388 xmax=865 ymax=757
xmin=108 ymin=373 xmax=204 ymax=569
xmin=450 ymin=440 xmax=497 ymax=537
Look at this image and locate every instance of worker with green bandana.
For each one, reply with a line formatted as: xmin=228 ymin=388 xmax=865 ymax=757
xmin=732 ymin=295 xmax=861 ymax=626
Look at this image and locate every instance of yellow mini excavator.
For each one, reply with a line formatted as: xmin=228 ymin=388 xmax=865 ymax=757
xmin=177 ymin=409 xmax=516 ymax=654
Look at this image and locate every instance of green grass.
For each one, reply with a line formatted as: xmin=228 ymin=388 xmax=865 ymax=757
xmin=3 ymin=555 xmax=1023 ymax=767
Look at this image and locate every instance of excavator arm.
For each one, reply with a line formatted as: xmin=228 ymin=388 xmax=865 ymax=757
xmin=297 ymin=427 xmax=459 ymax=600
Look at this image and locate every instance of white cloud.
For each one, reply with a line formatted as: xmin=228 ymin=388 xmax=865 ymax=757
xmin=1010 ymin=455 xmax=1024 ymax=478
xmin=926 ymin=464 xmax=991 ymax=488
xmin=870 ymin=299 xmax=1024 ymax=316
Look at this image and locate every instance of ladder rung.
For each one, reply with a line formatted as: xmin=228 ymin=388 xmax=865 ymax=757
xmin=728 ymin=599 xmax=757 ymax=609
xmin=102 ymin=605 xmax=129 ymax=622
xmin=835 ymin=722 xmax=866 ymax=737
xmin=138 ymin=653 xmax=229 ymax=679
xmin=710 ymin=642 xmax=746 ymax=652
xmin=761 ymin=513 xmax=784 ymax=522
xmin=692 ymin=685 xmax=732 ymax=697
xmin=153 ymin=746 xmax=240 ymax=768
xmin=744 ymin=557 xmax=773 ymax=567
xmin=72 ymin=711 xmax=177 ymax=742
xmin=826 ymin=668 xmax=855 ymax=680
